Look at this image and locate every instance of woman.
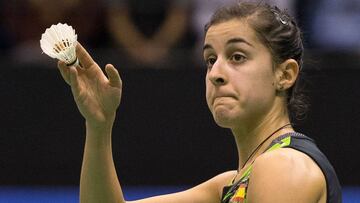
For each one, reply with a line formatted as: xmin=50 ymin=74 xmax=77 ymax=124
xmin=57 ymin=2 xmax=341 ymax=203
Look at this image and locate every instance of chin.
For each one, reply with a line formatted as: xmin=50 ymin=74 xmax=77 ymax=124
xmin=214 ymin=121 xmax=233 ymax=129
xmin=212 ymin=111 xmax=237 ymax=129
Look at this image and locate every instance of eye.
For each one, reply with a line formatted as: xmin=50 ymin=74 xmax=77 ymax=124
xmin=230 ymin=53 xmax=246 ymax=63
xmin=205 ymin=56 xmax=217 ymax=69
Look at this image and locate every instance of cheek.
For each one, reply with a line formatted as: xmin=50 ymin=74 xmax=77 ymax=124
xmin=242 ymin=77 xmax=276 ymax=112
xmin=205 ymin=80 xmax=213 ymax=108
xmin=234 ymin=72 xmax=275 ymax=107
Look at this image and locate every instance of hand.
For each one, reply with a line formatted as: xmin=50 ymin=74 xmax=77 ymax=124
xmin=57 ymin=43 xmax=122 ymax=128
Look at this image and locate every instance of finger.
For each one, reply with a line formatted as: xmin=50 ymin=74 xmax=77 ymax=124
xmin=57 ymin=61 xmax=71 ymax=85
xmin=69 ymin=66 xmax=81 ymax=94
xmin=76 ymin=42 xmax=95 ymax=69
xmin=105 ymin=64 xmax=122 ymax=88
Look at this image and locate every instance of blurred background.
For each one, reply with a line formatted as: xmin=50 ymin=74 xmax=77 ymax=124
xmin=0 ymin=0 xmax=360 ymax=202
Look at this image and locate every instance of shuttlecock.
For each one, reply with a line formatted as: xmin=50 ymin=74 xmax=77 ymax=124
xmin=40 ymin=23 xmax=79 ymax=66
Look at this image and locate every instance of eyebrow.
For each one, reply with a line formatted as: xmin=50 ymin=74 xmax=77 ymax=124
xmin=226 ymin=37 xmax=254 ymax=47
xmin=203 ymin=44 xmax=213 ymax=51
xmin=203 ymin=37 xmax=254 ymax=51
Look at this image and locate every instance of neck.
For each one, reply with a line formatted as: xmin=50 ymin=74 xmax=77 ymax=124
xmin=231 ymin=111 xmax=293 ymax=172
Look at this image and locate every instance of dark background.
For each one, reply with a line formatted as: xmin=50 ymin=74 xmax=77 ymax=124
xmin=1 ymin=52 xmax=359 ymax=187
xmin=0 ymin=1 xmax=360 ymax=197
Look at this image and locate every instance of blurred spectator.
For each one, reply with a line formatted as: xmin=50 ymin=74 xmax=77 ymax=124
xmin=106 ymin=0 xmax=193 ymax=68
xmin=190 ymin=0 xmax=297 ymax=67
xmin=0 ymin=1 xmax=13 ymax=55
xmin=1 ymin=0 xmax=106 ymax=66
xmin=310 ymin=0 xmax=360 ymax=52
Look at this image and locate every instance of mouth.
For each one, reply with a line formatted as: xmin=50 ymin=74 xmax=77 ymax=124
xmin=212 ymin=96 xmax=235 ymax=106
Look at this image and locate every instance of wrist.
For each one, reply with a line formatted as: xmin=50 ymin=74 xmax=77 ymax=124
xmin=85 ymin=115 xmax=115 ymax=135
xmin=85 ymin=119 xmax=114 ymax=149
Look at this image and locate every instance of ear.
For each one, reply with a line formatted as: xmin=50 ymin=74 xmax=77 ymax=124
xmin=275 ymin=59 xmax=299 ymax=91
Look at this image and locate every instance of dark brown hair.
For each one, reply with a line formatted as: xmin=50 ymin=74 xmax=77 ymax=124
xmin=204 ymin=2 xmax=308 ymax=121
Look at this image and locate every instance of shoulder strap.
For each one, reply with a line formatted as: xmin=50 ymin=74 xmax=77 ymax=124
xmin=280 ymin=133 xmax=342 ymax=203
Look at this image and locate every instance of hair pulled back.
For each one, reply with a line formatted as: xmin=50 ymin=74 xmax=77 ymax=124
xmin=204 ymin=2 xmax=308 ymax=121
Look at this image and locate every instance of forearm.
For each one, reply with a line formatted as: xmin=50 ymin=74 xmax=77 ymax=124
xmin=80 ymin=120 xmax=125 ymax=203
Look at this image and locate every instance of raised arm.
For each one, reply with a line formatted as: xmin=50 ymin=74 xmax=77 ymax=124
xmin=58 ymin=43 xmax=124 ymax=203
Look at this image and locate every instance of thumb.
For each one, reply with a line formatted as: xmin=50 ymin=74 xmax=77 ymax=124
xmin=105 ymin=64 xmax=122 ymax=88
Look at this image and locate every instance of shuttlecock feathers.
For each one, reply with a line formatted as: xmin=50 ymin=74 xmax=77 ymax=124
xmin=40 ymin=23 xmax=79 ymax=66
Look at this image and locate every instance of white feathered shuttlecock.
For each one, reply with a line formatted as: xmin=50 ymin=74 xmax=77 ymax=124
xmin=40 ymin=23 xmax=79 ymax=66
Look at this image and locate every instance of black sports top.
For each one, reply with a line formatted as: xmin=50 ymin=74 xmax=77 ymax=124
xmin=221 ymin=132 xmax=342 ymax=203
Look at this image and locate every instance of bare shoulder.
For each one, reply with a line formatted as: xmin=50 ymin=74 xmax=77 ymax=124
xmin=247 ymin=148 xmax=326 ymax=203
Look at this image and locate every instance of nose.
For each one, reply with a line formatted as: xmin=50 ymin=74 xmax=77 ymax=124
xmin=207 ymin=59 xmax=227 ymax=86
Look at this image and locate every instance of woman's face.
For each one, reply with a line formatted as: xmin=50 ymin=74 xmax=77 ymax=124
xmin=204 ymin=19 xmax=278 ymax=129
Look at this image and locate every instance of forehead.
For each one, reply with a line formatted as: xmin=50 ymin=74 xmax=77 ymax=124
xmin=204 ymin=19 xmax=263 ymax=50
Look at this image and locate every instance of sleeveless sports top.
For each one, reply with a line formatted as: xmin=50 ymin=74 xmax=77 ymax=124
xmin=221 ymin=132 xmax=342 ymax=203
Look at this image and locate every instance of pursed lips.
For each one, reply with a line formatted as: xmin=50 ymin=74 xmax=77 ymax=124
xmin=212 ymin=94 xmax=236 ymax=106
